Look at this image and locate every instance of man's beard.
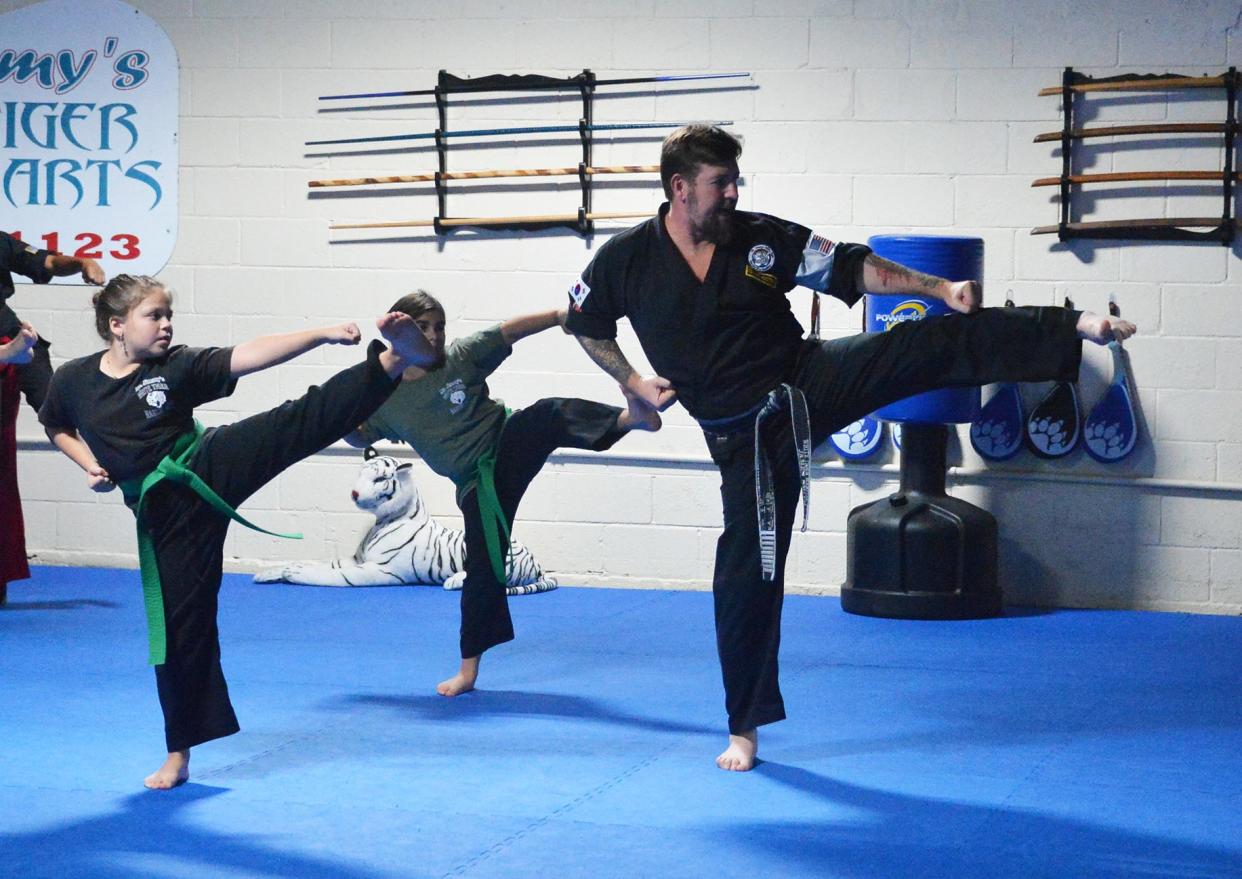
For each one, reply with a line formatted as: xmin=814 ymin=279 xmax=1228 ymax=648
xmin=688 ymin=194 xmax=735 ymax=244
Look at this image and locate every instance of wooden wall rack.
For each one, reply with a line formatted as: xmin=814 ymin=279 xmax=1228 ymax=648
xmin=1031 ymin=67 xmax=1239 ymax=244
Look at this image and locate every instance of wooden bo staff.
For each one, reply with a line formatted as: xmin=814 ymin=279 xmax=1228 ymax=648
xmin=1032 ymin=170 xmax=1242 ymax=187
xmin=309 ymin=164 xmax=658 ymax=189
xmin=1032 ymin=217 xmax=1239 ymax=235
xmin=1032 ymin=122 xmax=1234 ymax=143
xmin=329 ymin=210 xmax=652 ymax=231
xmin=1037 ymin=74 xmax=1230 ymax=96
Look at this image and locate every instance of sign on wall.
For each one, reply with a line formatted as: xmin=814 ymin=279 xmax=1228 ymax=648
xmin=0 ymin=0 xmax=178 ymax=280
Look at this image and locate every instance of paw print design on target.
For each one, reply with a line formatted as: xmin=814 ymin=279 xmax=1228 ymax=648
xmin=829 ymin=416 xmax=885 ymax=460
xmin=1025 ymin=295 xmax=1081 ymax=459
xmin=970 ymin=294 xmax=1026 ymax=462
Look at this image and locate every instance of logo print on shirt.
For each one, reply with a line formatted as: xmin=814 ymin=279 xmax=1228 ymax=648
xmin=568 ymin=278 xmax=591 ymax=311
xmin=135 ymin=376 xmax=170 ymax=419
xmin=439 ymin=379 xmax=468 ymax=414
xmin=747 ymin=244 xmax=775 ymax=272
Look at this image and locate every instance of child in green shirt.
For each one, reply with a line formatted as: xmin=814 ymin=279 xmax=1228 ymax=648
xmin=348 ymin=290 xmax=659 ymax=696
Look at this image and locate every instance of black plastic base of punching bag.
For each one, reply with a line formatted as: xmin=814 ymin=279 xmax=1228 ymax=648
xmin=842 ymin=423 xmax=1002 ymax=620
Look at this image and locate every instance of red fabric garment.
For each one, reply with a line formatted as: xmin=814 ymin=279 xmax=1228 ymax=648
xmin=1 ymin=342 xmax=30 ymax=585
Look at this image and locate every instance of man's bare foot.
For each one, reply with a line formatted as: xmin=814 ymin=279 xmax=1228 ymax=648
xmin=716 ymin=729 xmax=758 ymax=772
xmin=617 ymin=384 xmax=662 ymax=432
xmin=1077 ymin=311 xmax=1137 ymax=345
xmin=144 ymin=750 xmax=189 ymax=790
xmin=437 ymin=655 xmax=480 ymax=697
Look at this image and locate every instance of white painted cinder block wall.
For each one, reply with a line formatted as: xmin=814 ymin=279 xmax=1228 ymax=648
xmin=7 ymin=0 xmax=1241 ymax=613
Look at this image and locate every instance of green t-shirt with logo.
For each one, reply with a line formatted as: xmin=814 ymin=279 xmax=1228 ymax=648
xmin=356 ymin=325 xmax=511 ymax=498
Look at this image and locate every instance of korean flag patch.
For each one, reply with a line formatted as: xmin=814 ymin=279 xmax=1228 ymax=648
xmin=747 ymin=244 xmax=775 ymax=272
xmin=569 ymin=278 xmax=591 ymax=311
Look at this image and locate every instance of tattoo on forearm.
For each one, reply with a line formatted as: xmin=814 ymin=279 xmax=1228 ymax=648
xmin=577 ymin=336 xmax=635 ymax=383
xmin=869 ymin=254 xmax=943 ymax=294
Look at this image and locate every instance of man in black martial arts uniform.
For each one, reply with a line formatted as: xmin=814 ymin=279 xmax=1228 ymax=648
xmin=564 ymin=125 xmax=1135 ymax=771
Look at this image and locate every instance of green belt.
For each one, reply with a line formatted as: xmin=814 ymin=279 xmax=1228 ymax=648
xmin=474 ymin=408 xmax=514 ymax=584
xmin=120 ymin=421 xmax=301 ymax=666
xmin=475 ymin=448 xmax=510 ymax=583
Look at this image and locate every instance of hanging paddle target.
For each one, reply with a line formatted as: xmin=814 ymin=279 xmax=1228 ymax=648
xmin=829 ymin=416 xmax=885 ymax=460
xmin=970 ymin=382 xmax=1025 ymax=461
xmin=1083 ymin=307 xmax=1139 ymax=463
xmin=1025 ymin=381 xmax=1080 ymax=458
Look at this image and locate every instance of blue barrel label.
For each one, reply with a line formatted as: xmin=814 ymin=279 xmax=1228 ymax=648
xmin=875 ymin=299 xmax=928 ymax=329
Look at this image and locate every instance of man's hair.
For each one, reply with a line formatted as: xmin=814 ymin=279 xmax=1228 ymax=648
xmin=388 ymin=289 xmax=444 ymax=321
xmin=660 ymin=125 xmax=743 ymax=199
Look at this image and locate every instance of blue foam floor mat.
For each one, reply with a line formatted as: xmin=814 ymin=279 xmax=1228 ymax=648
xmin=2 ymin=566 xmax=1239 ymax=878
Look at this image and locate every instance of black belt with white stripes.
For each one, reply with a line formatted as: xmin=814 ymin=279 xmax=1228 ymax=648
xmin=700 ymin=384 xmax=812 ymax=581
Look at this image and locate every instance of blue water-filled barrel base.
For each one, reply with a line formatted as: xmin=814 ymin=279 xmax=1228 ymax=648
xmin=865 ymin=235 xmax=984 ymax=425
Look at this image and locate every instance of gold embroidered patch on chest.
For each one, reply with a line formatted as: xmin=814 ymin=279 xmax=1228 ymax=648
xmin=744 ymin=265 xmax=777 ymax=288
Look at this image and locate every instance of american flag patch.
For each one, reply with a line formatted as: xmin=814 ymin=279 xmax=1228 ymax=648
xmin=808 ymin=234 xmax=834 ymax=254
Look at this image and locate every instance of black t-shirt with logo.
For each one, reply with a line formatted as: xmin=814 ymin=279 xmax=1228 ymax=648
xmin=564 ymin=204 xmax=870 ymax=422
xmin=38 ymin=345 xmax=237 ymax=483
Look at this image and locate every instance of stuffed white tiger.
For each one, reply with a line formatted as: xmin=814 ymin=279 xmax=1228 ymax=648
xmin=254 ymin=453 xmax=556 ymax=595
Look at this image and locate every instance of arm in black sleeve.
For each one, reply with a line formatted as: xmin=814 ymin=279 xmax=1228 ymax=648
xmin=563 ymin=244 xmax=623 ymax=340
xmin=828 ymin=243 xmax=872 ymax=307
xmin=1 ymin=232 xmax=54 ymax=284
xmin=37 ymin=364 xmax=75 ymax=431
xmin=177 ymin=346 xmax=238 ymax=406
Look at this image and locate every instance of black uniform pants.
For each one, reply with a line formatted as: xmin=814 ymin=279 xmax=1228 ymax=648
xmin=458 ymin=397 xmax=624 ymax=659
xmin=0 ymin=338 xmax=51 ymax=593
xmin=15 ymin=338 xmax=53 ymax=413
xmin=704 ymin=306 xmax=1082 ymax=734
xmin=141 ymin=341 xmax=398 ymax=752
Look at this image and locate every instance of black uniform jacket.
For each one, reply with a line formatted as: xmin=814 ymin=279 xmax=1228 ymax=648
xmin=565 ymin=204 xmax=869 ymax=422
